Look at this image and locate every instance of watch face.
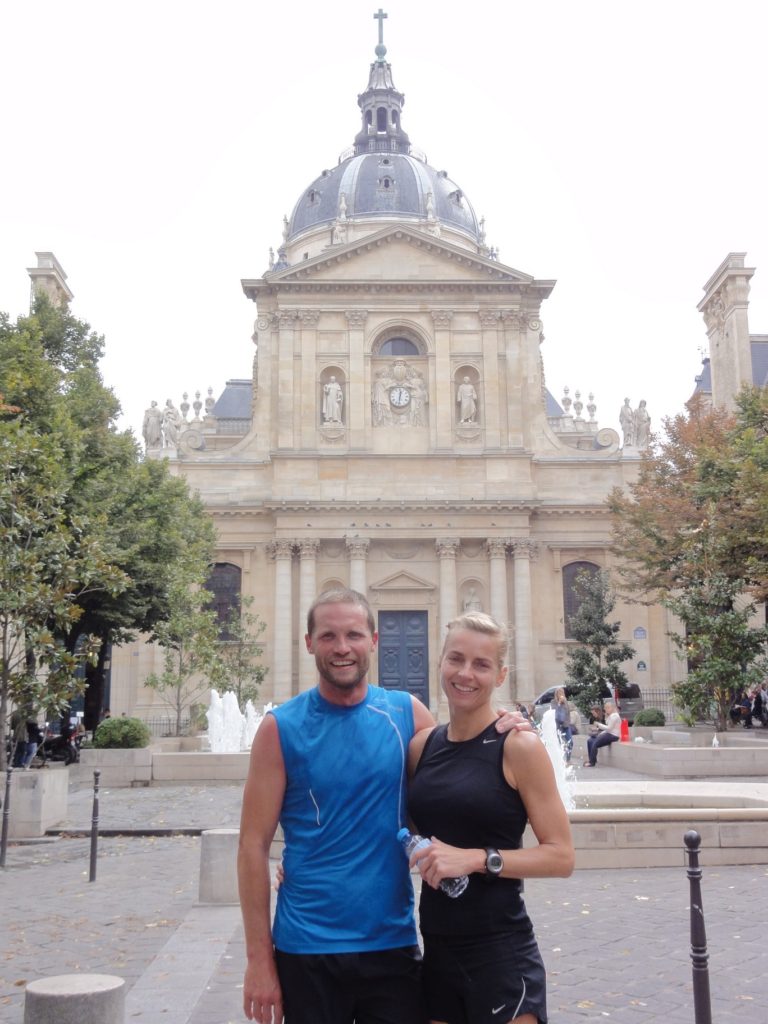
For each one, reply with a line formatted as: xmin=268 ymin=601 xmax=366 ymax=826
xmin=389 ymin=385 xmax=411 ymax=408
xmin=486 ymin=849 xmax=504 ymax=874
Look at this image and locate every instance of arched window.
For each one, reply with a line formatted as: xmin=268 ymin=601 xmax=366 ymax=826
xmin=562 ymin=561 xmax=599 ymax=639
xmin=366 ymin=111 xmax=373 ymax=126
xmin=379 ymin=337 xmax=419 ymax=356
xmin=205 ymin=563 xmax=242 ymax=641
xmin=377 ymin=107 xmax=388 ymax=131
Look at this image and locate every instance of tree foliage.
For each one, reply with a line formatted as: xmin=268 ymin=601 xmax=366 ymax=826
xmin=609 ymin=389 xmax=768 ymax=727
xmin=144 ymin=578 xmax=222 ymax=737
xmin=564 ymin=570 xmax=635 ymax=716
xmin=0 ymin=292 xmax=217 ymax=745
xmin=0 ymin=420 xmax=120 ymax=768
xmin=210 ymin=596 xmax=268 ymax=709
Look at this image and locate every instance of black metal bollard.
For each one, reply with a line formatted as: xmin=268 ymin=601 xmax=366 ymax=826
xmin=0 ymin=767 xmax=12 ymax=868
xmin=684 ymin=830 xmax=713 ymax=1024
xmin=89 ymin=768 xmax=101 ymax=882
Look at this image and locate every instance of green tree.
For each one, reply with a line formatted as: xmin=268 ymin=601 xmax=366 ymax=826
xmin=0 ymin=421 xmax=121 ymax=769
xmin=144 ymin=578 xmax=222 ymax=737
xmin=210 ymin=596 xmax=268 ymax=709
xmin=564 ymin=570 xmax=636 ymax=716
xmin=1 ymin=294 xmax=218 ymax=729
xmin=609 ymin=390 xmax=768 ymax=727
xmin=666 ymin=574 xmax=768 ymax=731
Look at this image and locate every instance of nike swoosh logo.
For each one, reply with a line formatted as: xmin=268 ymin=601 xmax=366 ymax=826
xmin=483 ymin=738 xmax=497 ymax=744
xmin=492 ymin=1005 xmax=506 ymax=1015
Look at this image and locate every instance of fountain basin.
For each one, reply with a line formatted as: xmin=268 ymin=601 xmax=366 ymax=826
xmin=561 ymin=780 xmax=768 ymax=868
xmin=575 ymin=732 xmax=768 ymax=777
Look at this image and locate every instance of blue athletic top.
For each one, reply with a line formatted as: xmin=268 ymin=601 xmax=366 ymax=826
xmin=270 ymin=684 xmax=418 ymax=953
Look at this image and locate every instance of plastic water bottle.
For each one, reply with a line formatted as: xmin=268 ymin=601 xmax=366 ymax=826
xmin=396 ymin=827 xmax=469 ymax=898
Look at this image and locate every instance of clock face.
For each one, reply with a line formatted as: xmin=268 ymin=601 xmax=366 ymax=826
xmin=389 ymin=386 xmax=411 ymax=408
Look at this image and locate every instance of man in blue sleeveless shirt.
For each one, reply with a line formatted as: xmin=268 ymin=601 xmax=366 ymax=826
xmin=238 ymin=588 xmax=434 ymax=1023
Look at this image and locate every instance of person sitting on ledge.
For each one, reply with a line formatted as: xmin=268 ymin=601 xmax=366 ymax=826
xmin=583 ymin=701 xmax=621 ymax=767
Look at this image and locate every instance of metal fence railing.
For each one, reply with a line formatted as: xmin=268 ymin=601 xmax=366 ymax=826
xmin=143 ymin=717 xmax=192 ymax=738
xmin=638 ymin=687 xmax=680 ymax=721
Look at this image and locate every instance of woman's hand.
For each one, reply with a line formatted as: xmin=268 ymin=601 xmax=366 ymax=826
xmin=409 ymin=837 xmax=483 ymax=889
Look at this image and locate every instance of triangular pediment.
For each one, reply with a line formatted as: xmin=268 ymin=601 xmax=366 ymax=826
xmin=265 ymin=226 xmax=537 ymax=285
xmin=370 ymin=569 xmax=435 ymax=591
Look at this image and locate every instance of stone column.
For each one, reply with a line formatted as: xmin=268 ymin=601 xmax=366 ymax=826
xmin=510 ymin=539 xmax=538 ymax=701
xmin=298 ymin=311 xmax=320 ymax=448
xmin=436 ymin=538 xmax=460 ymax=718
xmin=345 ymin=310 xmax=368 ymax=446
xmin=431 ymin=310 xmax=454 ymax=448
xmin=486 ymin=538 xmax=512 ymax=702
xmin=270 ymin=540 xmax=295 ymax=703
xmin=277 ymin=311 xmax=298 ymax=449
xmin=297 ymin=540 xmax=319 ymax=689
xmin=346 ymin=537 xmax=370 ymax=595
xmin=478 ymin=310 xmax=501 ymax=446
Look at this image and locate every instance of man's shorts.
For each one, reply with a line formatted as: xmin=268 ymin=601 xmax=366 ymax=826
xmin=422 ymin=930 xmax=547 ymax=1024
xmin=274 ymin=945 xmax=425 ymax=1024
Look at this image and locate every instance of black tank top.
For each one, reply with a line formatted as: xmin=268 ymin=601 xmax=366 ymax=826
xmin=408 ymin=721 xmax=532 ymax=935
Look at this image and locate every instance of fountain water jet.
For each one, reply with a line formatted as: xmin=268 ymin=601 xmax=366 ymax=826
xmin=540 ymin=707 xmax=575 ymax=811
xmin=205 ymin=689 xmax=272 ymax=752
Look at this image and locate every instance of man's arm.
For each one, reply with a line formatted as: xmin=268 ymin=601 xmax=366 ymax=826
xmin=238 ymin=714 xmax=286 ymax=1023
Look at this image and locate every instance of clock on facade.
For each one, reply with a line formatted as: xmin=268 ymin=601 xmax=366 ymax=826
xmin=389 ymin=386 xmax=411 ymax=408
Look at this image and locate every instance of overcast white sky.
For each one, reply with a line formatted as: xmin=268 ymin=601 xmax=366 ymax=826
xmin=2 ymin=0 xmax=767 ymax=442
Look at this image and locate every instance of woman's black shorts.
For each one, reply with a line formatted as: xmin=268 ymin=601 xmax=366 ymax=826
xmin=422 ymin=929 xmax=547 ymax=1024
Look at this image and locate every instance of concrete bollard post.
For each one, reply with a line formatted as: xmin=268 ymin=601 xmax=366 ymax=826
xmin=24 ymin=974 xmax=125 ymax=1024
xmin=199 ymin=828 xmax=240 ymax=904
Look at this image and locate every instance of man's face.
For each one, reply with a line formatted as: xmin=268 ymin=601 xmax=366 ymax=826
xmin=305 ymin=602 xmax=377 ymax=695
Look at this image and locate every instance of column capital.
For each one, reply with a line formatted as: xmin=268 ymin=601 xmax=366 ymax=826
xmin=431 ymin=309 xmax=454 ymax=327
xmin=478 ymin=310 xmax=501 ymax=328
xmin=435 ymin=538 xmax=460 ymax=559
xmin=510 ymin=538 xmax=539 ymax=561
xmin=345 ymin=309 xmax=369 ymax=327
xmin=267 ymin=539 xmax=296 ymax=560
xmin=299 ymin=310 xmax=321 ymax=327
xmin=297 ymin=539 xmax=320 ymax=558
xmin=485 ymin=538 xmax=509 ymax=559
xmin=276 ymin=310 xmax=299 ymax=329
xmin=345 ymin=537 xmax=370 ymax=558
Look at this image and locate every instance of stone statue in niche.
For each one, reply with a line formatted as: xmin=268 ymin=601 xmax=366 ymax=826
xmin=162 ymin=399 xmax=182 ymax=449
xmin=463 ymin=587 xmax=482 ymax=612
xmin=142 ymin=400 xmax=163 ymax=449
xmin=619 ymin=398 xmax=635 ymax=447
xmin=456 ymin=376 xmax=478 ymax=424
xmin=634 ymin=400 xmax=651 ymax=448
xmin=322 ymin=376 xmax=344 ymax=424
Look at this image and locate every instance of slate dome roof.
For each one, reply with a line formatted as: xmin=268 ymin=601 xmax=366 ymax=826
xmin=288 ymin=153 xmax=480 ymax=243
xmin=284 ymin=25 xmax=481 ymax=249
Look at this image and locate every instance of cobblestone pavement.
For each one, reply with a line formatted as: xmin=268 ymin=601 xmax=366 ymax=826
xmin=2 ymin=780 xmax=768 ymax=1023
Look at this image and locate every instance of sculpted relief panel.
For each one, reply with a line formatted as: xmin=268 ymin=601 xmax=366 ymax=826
xmin=372 ymin=359 xmax=428 ymax=428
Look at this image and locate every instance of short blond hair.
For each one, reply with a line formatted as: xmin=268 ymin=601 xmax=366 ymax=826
xmin=441 ymin=612 xmax=509 ymax=668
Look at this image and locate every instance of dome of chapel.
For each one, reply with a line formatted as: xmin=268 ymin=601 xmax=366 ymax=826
xmin=284 ymin=20 xmax=483 ymax=253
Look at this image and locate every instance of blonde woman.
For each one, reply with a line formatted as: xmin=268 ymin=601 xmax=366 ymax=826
xmin=583 ymin=701 xmax=621 ymax=766
xmin=407 ymin=613 xmax=574 ymax=1024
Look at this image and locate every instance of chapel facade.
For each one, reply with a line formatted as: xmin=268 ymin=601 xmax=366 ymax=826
xmin=111 ymin=20 xmax=680 ymax=717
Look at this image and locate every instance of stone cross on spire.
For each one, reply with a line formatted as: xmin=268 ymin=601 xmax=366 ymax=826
xmin=373 ymin=8 xmax=388 ymax=61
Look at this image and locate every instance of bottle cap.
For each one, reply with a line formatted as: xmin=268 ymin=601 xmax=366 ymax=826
xmin=396 ymin=827 xmax=410 ymax=841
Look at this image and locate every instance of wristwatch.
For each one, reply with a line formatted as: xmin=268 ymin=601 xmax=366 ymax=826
xmin=485 ymin=847 xmax=504 ymax=876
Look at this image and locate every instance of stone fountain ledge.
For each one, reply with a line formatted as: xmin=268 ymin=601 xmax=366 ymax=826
xmin=563 ymin=779 xmax=768 ymax=869
xmin=596 ymin=735 xmax=768 ymax=777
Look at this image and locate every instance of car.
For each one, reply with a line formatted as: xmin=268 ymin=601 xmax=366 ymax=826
xmin=532 ymin=683 xmax=644 ymax=725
